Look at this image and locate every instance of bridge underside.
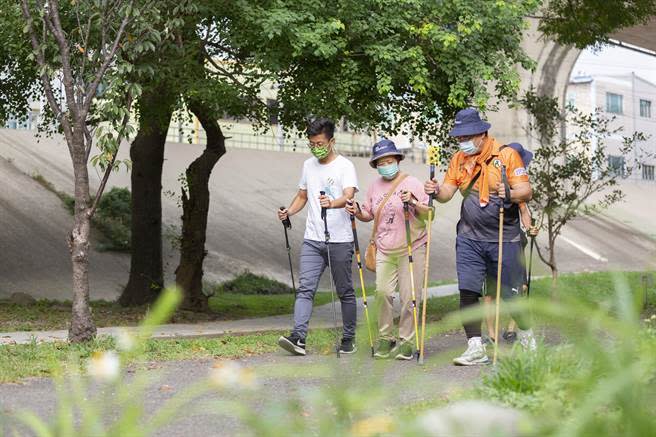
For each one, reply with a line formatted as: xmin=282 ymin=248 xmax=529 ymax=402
xmin=488 ymin=17 xmax=656 ymax=149
xmin=612 ymin=18 xmax=656 ymax=52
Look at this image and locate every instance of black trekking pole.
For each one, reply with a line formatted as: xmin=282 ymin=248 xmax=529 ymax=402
xmin=526 ymin=218 xmax=536 ymax=298
xmin=348 ymin=200 xmax=374 ymax=357
xmin=320 ymin=191 xmax=341 ymax=358
xmin=280 ymin=207 xmax=296 ymax=294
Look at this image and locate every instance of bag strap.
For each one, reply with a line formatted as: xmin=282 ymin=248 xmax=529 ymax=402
xmin=369 ymin=173 xmax=408 ymax=243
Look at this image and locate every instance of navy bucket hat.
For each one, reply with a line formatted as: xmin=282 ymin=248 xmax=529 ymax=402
xmin=448 ymin=108 xmax=491 ymax=137
xmin=369 ymin=139 xmax=405 ymax=168
xmin=507 ymin=142 xmax=533 ymax=167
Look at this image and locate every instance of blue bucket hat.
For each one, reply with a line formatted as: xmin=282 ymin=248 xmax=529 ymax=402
xmin=448 ymin=108 xmax=491 ymax=137
xmin=507 ymin=142 xmax=533 ymax=167
xmin=369 ymin=139 xmax=405 ymax=168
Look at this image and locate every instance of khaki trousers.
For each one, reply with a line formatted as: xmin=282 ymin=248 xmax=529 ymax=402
xmin=375 ymin=245 xmax=426 ymax=342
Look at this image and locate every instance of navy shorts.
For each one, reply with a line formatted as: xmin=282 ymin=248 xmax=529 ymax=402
xmin=456 ymin=235 xmax=524 ymax=300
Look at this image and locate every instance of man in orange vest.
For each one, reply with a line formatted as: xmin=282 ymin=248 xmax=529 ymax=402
xmin=424 ymin=108 xmax=536 ymax=365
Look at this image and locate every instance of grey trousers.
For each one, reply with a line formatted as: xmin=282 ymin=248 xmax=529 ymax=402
xmin=292 ymin=239 xmax=357 ymax=339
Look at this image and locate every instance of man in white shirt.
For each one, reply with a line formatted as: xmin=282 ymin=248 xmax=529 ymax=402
xmin=277 ymin=118 xmax=359 ymax=356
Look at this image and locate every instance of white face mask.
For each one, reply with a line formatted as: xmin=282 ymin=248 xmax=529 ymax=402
xmin=459 ymin=140 xmax=478 ymax=155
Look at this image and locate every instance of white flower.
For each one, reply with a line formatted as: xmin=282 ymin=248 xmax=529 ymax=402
xmin=209 ymin=361 xmax=257 ymax=390
xmin=115 ymin=330 xmax=135 ymax=352
xmin=87 ymin=351 xmax=121 ymax=382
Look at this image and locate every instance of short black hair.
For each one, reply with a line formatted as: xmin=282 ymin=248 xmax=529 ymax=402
xmin=306 ymin=117 xmax=335 ymax=139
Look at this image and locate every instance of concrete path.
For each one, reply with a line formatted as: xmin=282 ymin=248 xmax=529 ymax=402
xmin=0 ymin=328 xmax=480 ymax=436
xmin=0 ymin=284 xmax=459 ymax=345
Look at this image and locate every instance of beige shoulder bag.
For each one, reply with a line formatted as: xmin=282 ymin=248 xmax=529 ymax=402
xmin=364 ymin=173 xmax=408 ymax=271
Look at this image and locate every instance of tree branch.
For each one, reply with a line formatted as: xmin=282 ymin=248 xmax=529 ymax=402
xmin=534 ymin=239 xmax=554 ymax=271
xmin=20 ymin=0 xmax=74 ymax=148
xmin=43 ymin=0 xmax=79 ymax=120
xmin=88 ymin=93 xmax=134 ymax=218
xmin=82 ymin=1 xmax=134 ymax=116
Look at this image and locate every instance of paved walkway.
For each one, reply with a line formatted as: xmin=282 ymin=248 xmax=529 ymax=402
xmin=0 ymin=329 xmax=480 ymax=436
xmin=0 ymin=284 xmax=459 ymax=345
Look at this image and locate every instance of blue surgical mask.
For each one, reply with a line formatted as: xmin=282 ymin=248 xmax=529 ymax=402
xmin=459 ymin=140 xmax=478 ymax=155
xmin=377 ymin=162 xmax=399 ymax=179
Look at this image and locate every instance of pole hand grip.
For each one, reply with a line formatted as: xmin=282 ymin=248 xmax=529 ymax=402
xmin=347 ymin=199 xmax=356 ymax=222
xmin=428 ymin=167 xmax=436 ymax=207
xmin=500 ymin=165 xmax=511 ymax=205
xmin=280 ymin=206 xmax=291 ymax=229
xmin=320 ymin=190 xmax=327 ymax=220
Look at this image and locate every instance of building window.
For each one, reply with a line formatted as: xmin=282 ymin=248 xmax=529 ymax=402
xmin=643 ymin=164 xmax=655 ymax=181
xmin=566 ymin=91 xmax=576 ymax=108
xmin=608 ymin=155 xmax=626 ymax=177
xmin=640 ymin=99 xmax=652 ymax=118
xmin=606 ymin=93 xmax=623 ymax=114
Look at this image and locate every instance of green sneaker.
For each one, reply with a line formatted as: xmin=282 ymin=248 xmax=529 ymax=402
xmin=394 ymin=341 xmax=414 ymax=361
xmin=374 ymin=339 xmax=396 ymax=359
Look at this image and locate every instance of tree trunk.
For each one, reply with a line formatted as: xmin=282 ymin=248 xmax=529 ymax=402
xmin=548 ymin=217 xmax=559 ymax=298
xmin=175 ymin=101 xmax=226 ymax=311
xmin=119 ymin=87 xmax=175 ymax=306
xmin=68 ymin=130 xmax=97 ymax=342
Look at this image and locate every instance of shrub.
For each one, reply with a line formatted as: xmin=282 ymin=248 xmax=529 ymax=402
xmin=94 ymin=187 xmax=131 ymax=252
xmin=206 ymin=271 xmax=293 ymax=296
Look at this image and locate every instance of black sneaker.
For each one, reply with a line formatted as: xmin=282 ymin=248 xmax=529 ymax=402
xmin=278 ymin=334 xmax=306 ymax=356
xmin=339 ymin=337 xmax=357 ymax=354
xmin=502 ymin=330 xmax=517 ymax=343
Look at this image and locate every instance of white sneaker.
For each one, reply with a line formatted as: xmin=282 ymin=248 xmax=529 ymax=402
xmin=517 ymin=328 xmax=537 ymax=352
xmin=453 ymin=337 xmax=489 ymax=366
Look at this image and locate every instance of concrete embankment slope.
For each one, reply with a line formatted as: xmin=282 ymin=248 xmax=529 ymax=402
xmin=0 ymin=129 xmax=654 ymax=301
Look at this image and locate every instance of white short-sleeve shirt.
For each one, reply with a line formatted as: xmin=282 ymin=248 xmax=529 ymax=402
xmin=299 ymin=155 xmax=359 ymax=243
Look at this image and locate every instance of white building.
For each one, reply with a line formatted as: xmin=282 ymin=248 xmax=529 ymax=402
xmin=567 ymin=72 xmax=656 ymax=182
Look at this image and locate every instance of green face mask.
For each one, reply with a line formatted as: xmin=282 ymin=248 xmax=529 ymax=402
xmin=310 ymin=145 xmax=331 ymax=160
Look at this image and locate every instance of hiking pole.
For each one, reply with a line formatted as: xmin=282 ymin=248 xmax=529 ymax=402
xmin=493 ymin=166 xmax=510 ymax=365
xmin=280 ymin=207 xmax=296 ymax=295
xmin=403 ymin=198 xmax=421 ymax=361
xmin=419 ymin=145 xmax=440 ymax=365
xmin=348 ymin=200 xmax=374 ymax=357
xmin=320 ymin=191 xmax=340 ymax=358
xmin=526 ymin=217 xmax=536 ymax=298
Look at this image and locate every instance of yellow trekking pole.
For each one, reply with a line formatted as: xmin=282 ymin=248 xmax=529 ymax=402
xmin=403 ymin=200 xmax=421 ymax=359
xmin=493 ymin=165 xmax=510 ymax=365
xmin=348 ymin=200 xmax=375 ymax=357
xmin=418 ymin=145 xmax=440 ymax=364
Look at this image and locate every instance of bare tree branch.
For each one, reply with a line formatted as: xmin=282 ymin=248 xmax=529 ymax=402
xmin=43 ymin=0 xmax=79 ymax=120
xmin=82 ymin=5 xmax=133 ymax=116
xmin=20 ymin=0 xmax=74 ymax=150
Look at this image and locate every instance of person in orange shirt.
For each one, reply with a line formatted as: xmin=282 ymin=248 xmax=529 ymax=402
xmin=424 ymin=108 xmax=536 ymax=366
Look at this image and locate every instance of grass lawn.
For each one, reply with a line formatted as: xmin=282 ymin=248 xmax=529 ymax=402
xmin=1 ymin=271 xmax=653 ymax=383
xmin=0 ymin=293 xmax=334 ymax=332
xmin=0 ymin=329 xmax=338 ymax=383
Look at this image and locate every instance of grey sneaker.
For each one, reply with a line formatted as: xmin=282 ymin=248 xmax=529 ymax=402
xmin=374 ymin=339 xmax=396 ymax=359
xmin=278 ymin=334 xmax=306 ymax=356
xmin=339 ymin=337 xmax=357 ymax=354
xmin=517 ymin=328 xmax=537 ymax=351
xmin=453 ymin=337 xmax=489 ymax=366
xmin=394 ymin=341 xmax=414 ymax=361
